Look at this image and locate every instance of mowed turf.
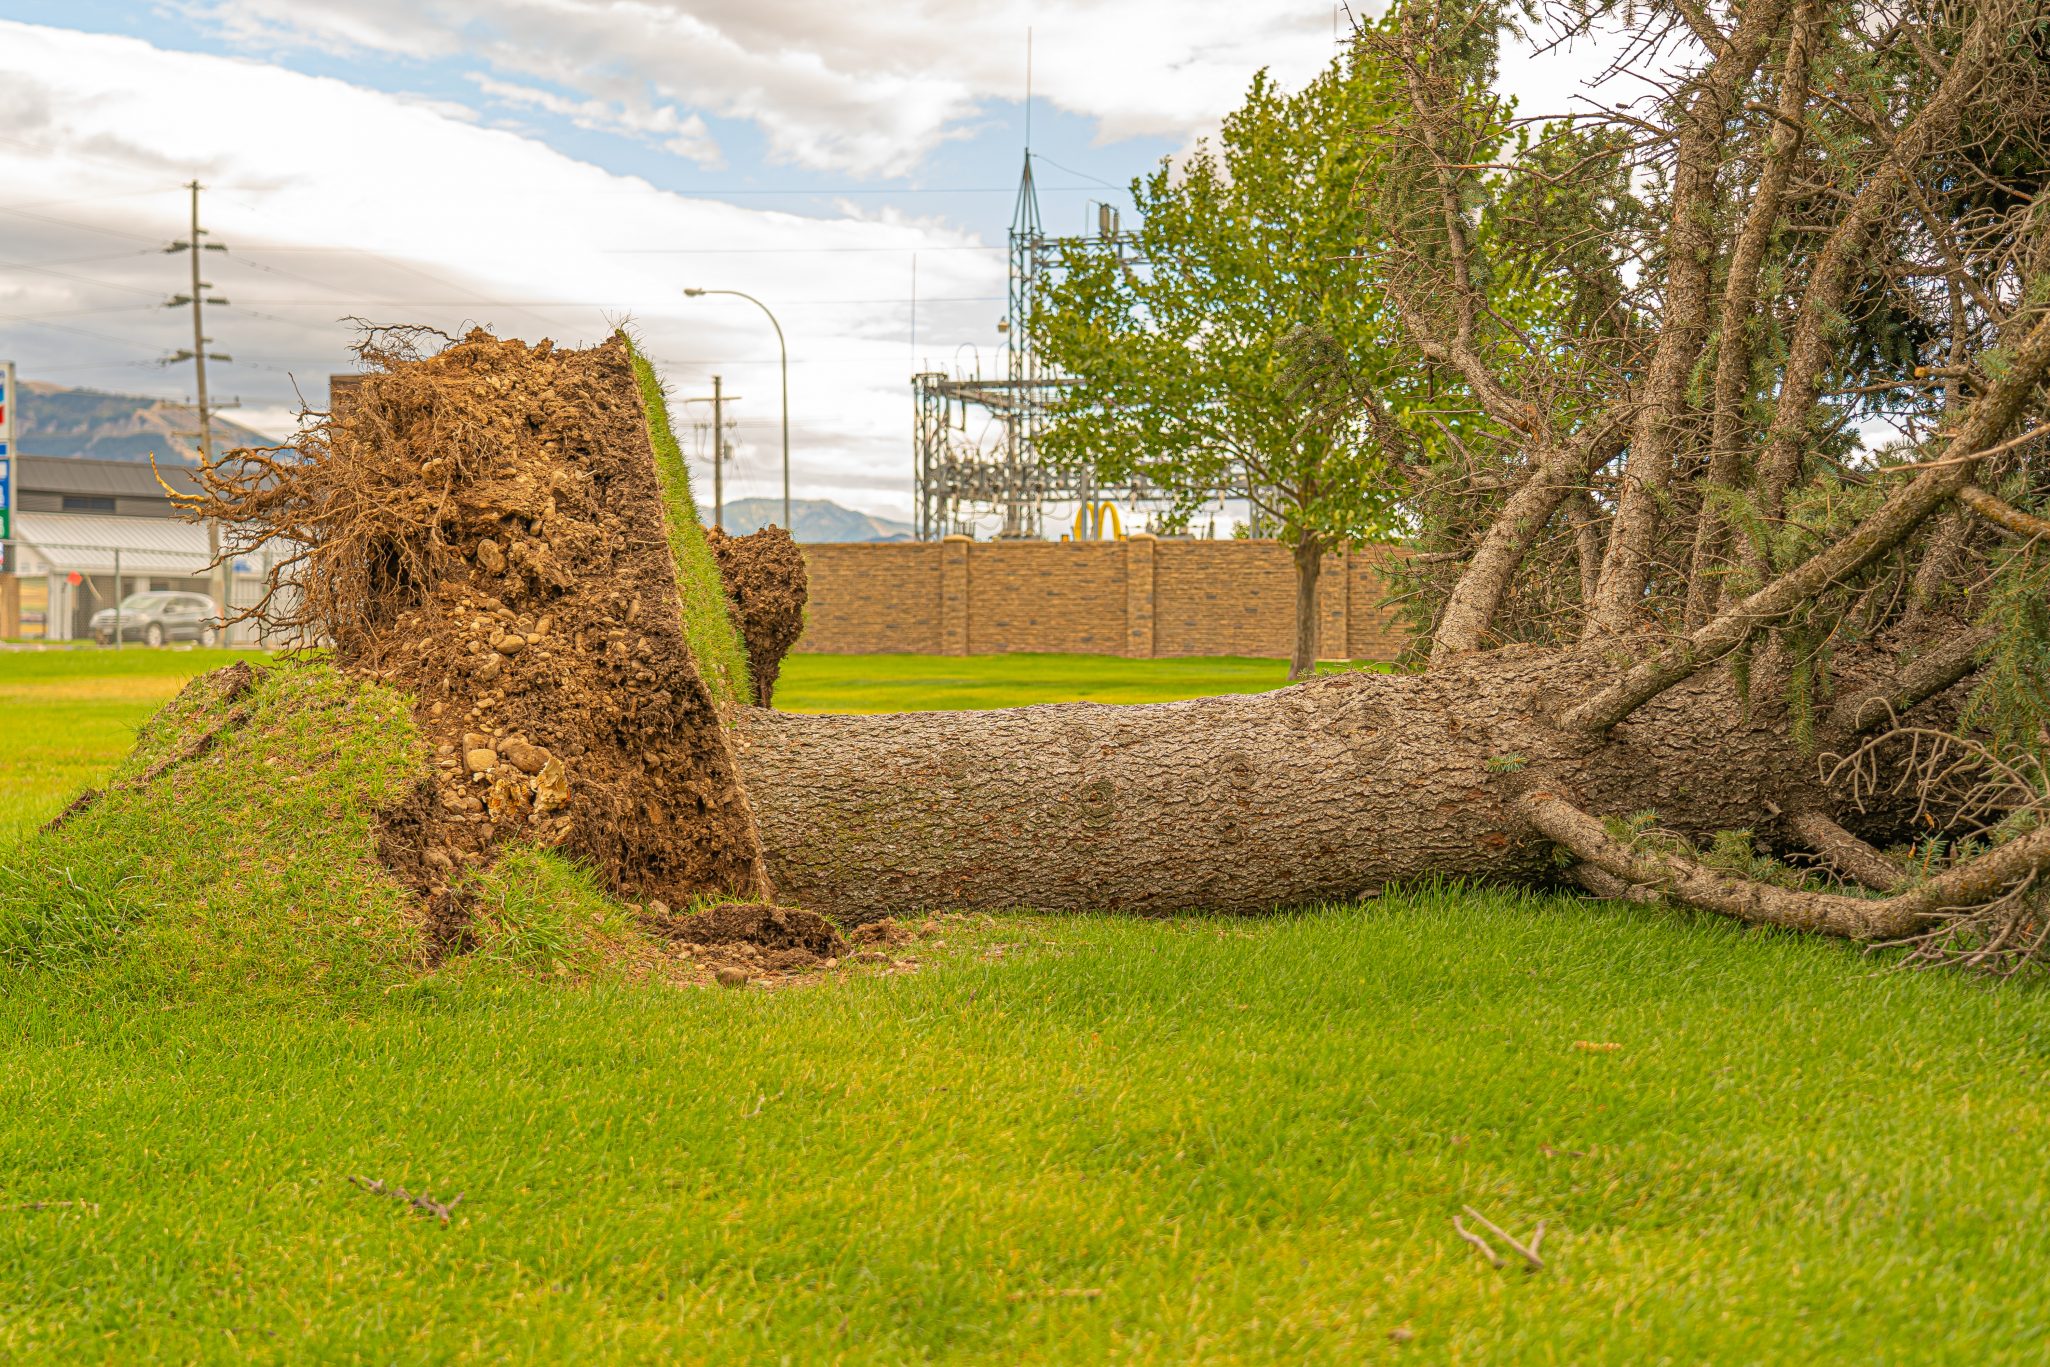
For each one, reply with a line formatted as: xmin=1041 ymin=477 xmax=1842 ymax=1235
xmin=4 ymin=648 xmax=2049 ymax=1363
xmin=0 ymin=649 xmax=1292 ymax=845
xmin=0 ymin=647 xmax=268 ymax=845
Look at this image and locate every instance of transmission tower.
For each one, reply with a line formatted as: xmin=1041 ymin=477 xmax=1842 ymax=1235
xmin=914 ymin=153 xmax=1165 ymax=540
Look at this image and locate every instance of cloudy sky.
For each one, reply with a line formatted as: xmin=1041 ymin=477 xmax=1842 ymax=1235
xmin=0 ymin=1 xmax=1610 ymax=522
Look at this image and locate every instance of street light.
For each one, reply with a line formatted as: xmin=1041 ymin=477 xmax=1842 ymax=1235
xmin=683 ymin=288 xmax=790 ymax=531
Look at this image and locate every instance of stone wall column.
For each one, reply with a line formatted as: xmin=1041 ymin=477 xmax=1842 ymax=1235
xmin=1123 ymin=533 xmax=1156 ymax=658
xmin=1320 ymin=548 xmax=1350 ymax=661
xmin=940 ymin=534 xmax=972 ymax=656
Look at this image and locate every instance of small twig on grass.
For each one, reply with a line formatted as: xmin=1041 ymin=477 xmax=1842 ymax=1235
xmin=1451 ymin=1214 xmax=1505 ymax=1268
xmin=5 ymin=1200 xmax=99 ymax=1214
xmin=349 ymin=1175 xmax=463 ymax=1224
xmin=1457 ymin=1206 xmax=1546 ymax=1271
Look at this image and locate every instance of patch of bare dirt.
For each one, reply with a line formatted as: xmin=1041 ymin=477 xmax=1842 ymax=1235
xmin=658 ymin=900 xmax=847 ymax=955
xmin=642 ymin=899 xmax=844 ymax=977
xmin=630 ymin=908 xmax=949 ymax=988
xmin=705 ymin=525 xmax=806 ymax=707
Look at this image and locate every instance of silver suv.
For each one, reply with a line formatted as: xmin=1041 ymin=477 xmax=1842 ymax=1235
xmin=89 ymin=592 xmax=222 ymax=648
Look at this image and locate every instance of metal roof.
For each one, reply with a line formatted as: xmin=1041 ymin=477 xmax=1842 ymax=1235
xmin=12 ymin=511 xmax=215 ymax=575
xmin=14 ymin=455 xmax=205 ymax=500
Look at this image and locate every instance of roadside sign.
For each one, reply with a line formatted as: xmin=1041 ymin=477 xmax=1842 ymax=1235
xmin=0 ymin=360 xmax=12 ymax=541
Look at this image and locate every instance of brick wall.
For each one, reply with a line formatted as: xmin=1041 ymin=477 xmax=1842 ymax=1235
xmin=796 ymin=542 xmax=946 ymax=654
xmin=797 ymin=536 xmax=1411 ymax=660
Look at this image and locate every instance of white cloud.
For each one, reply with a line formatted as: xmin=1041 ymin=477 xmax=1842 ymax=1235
xmin=468 ymin=76 xmax=724 ymax=166
xmin=0 ymin=20 xmax=1001 ymax=519
xmin=186 ymin=0 xmax=1343 ymax=176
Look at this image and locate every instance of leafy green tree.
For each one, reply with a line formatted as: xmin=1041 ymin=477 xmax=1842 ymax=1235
xmin=1031 ymin=52 xmax=1425 ymax=679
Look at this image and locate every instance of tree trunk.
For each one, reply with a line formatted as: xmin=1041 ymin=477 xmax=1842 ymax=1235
xmin=732 ymin=650 xmax=1835 ymax=923
xmin=1288 ymin=532 xmax=1323 ymax=681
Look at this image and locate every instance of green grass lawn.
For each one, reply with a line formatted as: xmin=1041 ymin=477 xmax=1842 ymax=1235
xmin=0 ymin=647 xmax=268 ymax=846
xmin=0 ymin=650 xmax=1297 ymax=846
xmin=3 ymin=648 xmax=2048 ymax=1362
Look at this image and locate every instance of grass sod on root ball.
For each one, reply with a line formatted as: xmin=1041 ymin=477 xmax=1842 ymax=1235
xmin=174 ymin=329 xmax=771 ymax=929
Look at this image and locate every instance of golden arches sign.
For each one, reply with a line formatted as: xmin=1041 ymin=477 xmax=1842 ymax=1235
xmin=1070 ymin=502 xmax=1124 ymax=541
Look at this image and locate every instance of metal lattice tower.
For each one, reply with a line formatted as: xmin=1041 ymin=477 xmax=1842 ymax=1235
xmin=914 ymin=152 xmax=1154 ymax=540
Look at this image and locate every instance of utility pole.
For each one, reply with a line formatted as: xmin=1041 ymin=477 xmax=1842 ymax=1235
xmin=685 ymin=379 xmax=739 ymax=528
xmin=165 ymin=181 xmax=233 ymax=636
xmin=711 ymin=374 xmax=724 ymax=528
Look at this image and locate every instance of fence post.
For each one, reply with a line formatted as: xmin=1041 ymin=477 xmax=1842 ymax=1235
xmin=112 ymin=547 xmax=122 ymax=650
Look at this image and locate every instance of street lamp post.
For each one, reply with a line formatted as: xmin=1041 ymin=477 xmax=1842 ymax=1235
xmin=683 ymin=288 xmax=790 ymax=531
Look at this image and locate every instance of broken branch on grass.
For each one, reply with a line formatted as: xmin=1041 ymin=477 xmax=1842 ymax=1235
xmin=348 ymin=1175 xmax=463 ymax=1224
xmin=1451 ymin=1214 xmax=1505 ymax=1269
xmin=1456 ymin=1205 xmax=1546 ymax=1271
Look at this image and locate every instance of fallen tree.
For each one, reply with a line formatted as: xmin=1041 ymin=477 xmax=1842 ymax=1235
xmin=747 ymin=0 xmax=2050 ymax=970
xmin=134 ymin=0 xmax=2050 ymax=976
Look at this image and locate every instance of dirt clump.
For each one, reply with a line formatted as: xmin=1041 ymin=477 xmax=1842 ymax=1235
xmin=639 ymin=908 xmax=947 ymax=986
xmin=849 ymin=919 xmax=915 ymax=948
xmin=641 ymin=901 xmax=847 ymax=981
xmin=190 ymin=329 xmax=770 ymax=942
xmin=705 ymin=525 xmax=807 ymax=707
xmin=656 ymin=901 xmax=846 ymax=957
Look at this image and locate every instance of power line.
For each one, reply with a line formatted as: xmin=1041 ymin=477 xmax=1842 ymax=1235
xmin=603 ymin=244 xmax=1005 ymax=255
xmin=0 ymin=314 xmax=170 ymax=348
xmin=0 ymin=254 xmax=165 ymax=298
xmin=196 ymin=294 xmax=1003 ymax=307
xmin=0 ymin=304 xmax=165 ymax=324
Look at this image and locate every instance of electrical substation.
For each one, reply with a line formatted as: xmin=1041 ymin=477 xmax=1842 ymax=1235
xmin=912 ymin=153 xmax=1184 ymax=542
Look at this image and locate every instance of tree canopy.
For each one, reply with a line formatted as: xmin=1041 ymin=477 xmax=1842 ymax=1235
xmin=1030 ymin=49 xmax=1440 ymax=675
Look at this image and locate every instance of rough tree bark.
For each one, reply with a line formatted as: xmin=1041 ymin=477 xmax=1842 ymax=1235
xmin=1288 ymin=531 xmax=1324 ymax=681
xmin=732 ymin=651 xmax=1839 ymax=921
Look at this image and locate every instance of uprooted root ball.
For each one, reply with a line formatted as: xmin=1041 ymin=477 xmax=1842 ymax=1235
xmin=190 ymin=329 xmax=771 ymax=939
xmin=706 ymin=525 xmax=807 ymax=708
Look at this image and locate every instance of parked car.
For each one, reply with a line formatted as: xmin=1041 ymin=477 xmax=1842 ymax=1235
xmin=90 ymin=592 xmax=222 ymax=647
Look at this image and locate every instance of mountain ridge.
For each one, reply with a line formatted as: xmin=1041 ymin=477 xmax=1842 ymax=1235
xmin=703 ymin=496 xmax=912 ymax=544
xmin=12 ymin=379 xmax=280 ymax=463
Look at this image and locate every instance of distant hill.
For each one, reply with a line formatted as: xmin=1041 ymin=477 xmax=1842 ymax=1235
xmin=705 ymin=497 xmax=913 ymax=543
xmin=13 ymin=379 xmax=278 ymax=463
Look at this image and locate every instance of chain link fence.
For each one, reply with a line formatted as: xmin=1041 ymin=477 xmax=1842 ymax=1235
xmin=3 ymin=536 xmax=302 ymax=647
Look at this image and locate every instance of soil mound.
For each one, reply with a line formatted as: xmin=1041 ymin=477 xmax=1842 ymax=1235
xmin=706 ymin=525 xmax=807 ymax=707
xmin=190 ymin=329 xmax=772 ymax=941
xmin=647 ymin=900 xmax=849 ymax=977
xmin=658 ymin=901 xmax=847 ymax=957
